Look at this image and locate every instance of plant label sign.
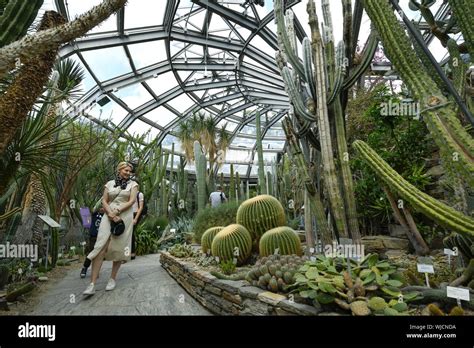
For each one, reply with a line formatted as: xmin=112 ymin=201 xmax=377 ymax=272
xmin=417 ymin=264 xmax=434 ymax=274
xmin=443 ymin=248 xmax=457 ymax=256
xmin=446 ymin=286 xmax=470 ymax=302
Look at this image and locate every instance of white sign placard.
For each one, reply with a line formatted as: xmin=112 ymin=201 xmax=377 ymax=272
xmin=38 ymin=215 xmax=61 ymax=228
xmin=417 ymin=264 xmax=434 ymax=274
xmin=447 ymin=286 xmax=470 ymax=301
xmin=443 ymin=248 xmax=457 ymax=256
xmin=339 ymin=238 xmax=353 ymax=245
xmin=310 ymin=256 xmax=316 ymax=261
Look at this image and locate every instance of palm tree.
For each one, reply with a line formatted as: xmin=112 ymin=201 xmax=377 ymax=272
xmin=176 ymin=111 xmax=232 ymax=189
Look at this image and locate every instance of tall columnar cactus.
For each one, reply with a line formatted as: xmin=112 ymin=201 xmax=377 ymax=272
xmin=201 ymin=226 xmax=224 ymax=254
xmin=259 ymin=226 xmax=302 ymax=257
xmin=211 ymin=224 xmax=252 ymax=265
xmin=194 ymin=141 xmax=207 ymax=211
xmin=168 ymin=143 xmax=175 ymax=217
xmin=353 ymin=140 xmax=474 ymax=237
xmin=275 ymin=0 xmax=365 ymax=239
xmin=0 ymin=0 xmax=44 ymax=47
xmin=283 ymin=119 xmax=333 ymax=245
xmin=236 ymin=194 xmax=286 ymax=240
xmin=256 ymin=112 xmax=266 ymax=194
xmin=236 ymin=171 xmax=242 ymax=202
xmin=229 ymin=163 xmax=235 ymax=202
xmin=363 ymin=0 xmax=474 ymax=188
xmin=177 ymin=156 xmax=188 ymax=210
xmin=448 ymin=0 xmax=474 ymax=58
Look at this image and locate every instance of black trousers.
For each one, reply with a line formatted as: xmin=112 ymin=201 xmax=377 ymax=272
xmin=132 ymin=213 xmax=139 ymax=254
xmin=83 ymin=236 xmax=97 ymax=268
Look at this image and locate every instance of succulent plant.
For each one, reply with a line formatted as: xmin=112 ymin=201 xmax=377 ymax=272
xmin=236 ymin=195 xmax=286 ymax=240
xmin=368 ymin=296 xmax=387 ymax=312
xmin=169 ymin=243 xmax=197 ymax=258
xmin=201 ymin=226 xmax=224 ymax=254
xmin=350 ymin=300 xmax=371 ymax=316
xmin=0 ymin=0 xmax=44 ymax=47
xmin=211 ymin=224 xmax=252 ymax=265
xmin=245 ymin=254 xmax=307 ymax=292
xmin=353 ymin=140 xmax=474 ymax=237
xmin=259 ymin=226 xmax=302 ymax=257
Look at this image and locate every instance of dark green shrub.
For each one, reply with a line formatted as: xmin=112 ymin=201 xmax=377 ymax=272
xmin=193 ymin=202 xmax=240 ymax=243
xmin=140 ymin=215 xmax=169 ymax=236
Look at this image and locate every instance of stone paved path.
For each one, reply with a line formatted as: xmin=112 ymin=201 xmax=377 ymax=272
xmin=28 ymin=253 xmax=211 ymax=315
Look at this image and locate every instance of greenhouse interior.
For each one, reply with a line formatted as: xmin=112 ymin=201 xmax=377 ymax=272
xmin=0 ymin=0 xmax=473 ymax=328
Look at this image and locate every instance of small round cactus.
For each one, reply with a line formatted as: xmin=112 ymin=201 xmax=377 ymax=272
xmin=259 ymin=226 xmax=302 ymax=257
xmin=201 ymin=226 xmax=224 ymax=254
xmin=211 ymin=224 xmax=252 ymax=265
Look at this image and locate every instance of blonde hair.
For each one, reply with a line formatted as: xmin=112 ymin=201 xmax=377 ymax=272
xmin=116 ymin=161 xmax=132 ymax=174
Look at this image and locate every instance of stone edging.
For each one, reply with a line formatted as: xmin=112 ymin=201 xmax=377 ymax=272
xmin=160 ymin=252 xmax=320 ymax=316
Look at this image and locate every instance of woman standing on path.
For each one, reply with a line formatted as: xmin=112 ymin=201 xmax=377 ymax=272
xmin=83 ymin=162 xmax=138 ymax=295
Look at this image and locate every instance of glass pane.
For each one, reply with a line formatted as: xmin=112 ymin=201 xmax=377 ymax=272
xmin=124 ymin=0 xmax=166 ymax=29
xmin=128 ymin=41 xmax=168 ymax=69
xmin=145 ymin=106 xmax=179 ymax=127
xmin=82 ymin=47 xmax=132 ymax=81
xmin=113 ymin=84 xmax=153 ymax=110
xmin=127 ymin=119 xmax=160 ymax=139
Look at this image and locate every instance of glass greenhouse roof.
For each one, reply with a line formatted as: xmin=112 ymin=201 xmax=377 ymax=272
xmin=37 ymin=0 xmax=451 ymax=175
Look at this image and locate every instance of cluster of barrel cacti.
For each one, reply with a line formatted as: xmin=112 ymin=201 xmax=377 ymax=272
xmin=199 ymin=194 xmax=302 ymax=264
xmin=245 ymin=254 xmax=307 ymax=292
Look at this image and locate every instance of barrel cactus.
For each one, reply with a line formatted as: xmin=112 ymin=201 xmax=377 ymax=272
xmin=201 ymin=226 xmax=224 ymax=254
xmin=236 ymin=195 xmax=286 ymax=240
xmin=259 ymin=227 xmax=302 ymax=257
xmin=211 ymin=224 xmax=252 ymax=265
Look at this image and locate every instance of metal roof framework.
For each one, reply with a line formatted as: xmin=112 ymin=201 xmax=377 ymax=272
xmin=52 ymin=0 xmax=452 ymax=177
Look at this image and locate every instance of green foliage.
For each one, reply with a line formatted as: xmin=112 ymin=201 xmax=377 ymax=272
xmin=219 ymin=259 xmax=236 ymax=275
xmin=285 ymin=254 xmax=420 ymax=311
xmin=348 ymin=85 xmax=435 ymax=226
xmin=193 ymin=201 xmax=240 ymax=243
xmin=168 ymin=243 xmax=197 ymax=258
xmin=134 ymin=215 xmax=169 ymax=256
xmin=169 ymin=216 xmax=195 ymax=244
xmin=259 ymin=226 xmax=302 ymax=257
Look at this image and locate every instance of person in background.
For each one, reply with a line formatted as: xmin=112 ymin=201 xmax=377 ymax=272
xmin=132 ymin=187 xmax=144 ymax=260
xmin=209 ymin=185 xmax=227 ymax=208
xmin=80 ymin=207 xmax=105 ymax=278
